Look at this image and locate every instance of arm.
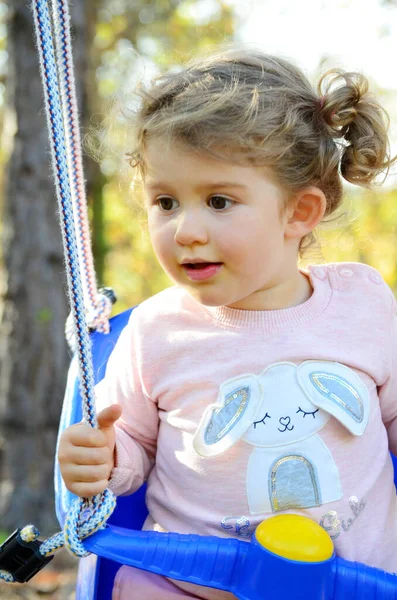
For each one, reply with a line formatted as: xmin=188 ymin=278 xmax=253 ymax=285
xmin=95 ymin=309 xmax=159 ymax=496
xmin=59 ymin=309 xmax=159 ymax=498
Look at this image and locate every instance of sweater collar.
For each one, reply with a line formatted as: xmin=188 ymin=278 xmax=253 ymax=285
xmin=195 ymin=265 xmax=332 ymax=332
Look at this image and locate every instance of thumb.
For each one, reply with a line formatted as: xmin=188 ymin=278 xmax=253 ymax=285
xmin=97 ymin=404 xmax=122 ymax=432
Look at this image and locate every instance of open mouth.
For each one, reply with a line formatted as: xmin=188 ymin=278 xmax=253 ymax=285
xmin=181 ymin=262 xmax=223 ymax=280
xmin=184 ymin=262 xmax=221 ymax=269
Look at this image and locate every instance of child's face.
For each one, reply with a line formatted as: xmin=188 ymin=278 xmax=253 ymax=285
xmin=143 ymin=139 xmax=304 ymax=310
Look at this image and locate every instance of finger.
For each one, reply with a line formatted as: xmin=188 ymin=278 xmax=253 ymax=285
xmin=67 ymin=480 xmax=110 ymax=498
xmin=97 ymin=404 xmax=122 ymax=431
xmin=61 ymin=464 xmax=111 ymax=484
xmin=66 ymin=424 xmax=108 ymax=448
xmin=59 ymin=445 xmax=113 ymax=467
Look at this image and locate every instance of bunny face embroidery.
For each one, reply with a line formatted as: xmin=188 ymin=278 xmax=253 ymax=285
xmin=193 ymin=361 xmax=370 ymax=515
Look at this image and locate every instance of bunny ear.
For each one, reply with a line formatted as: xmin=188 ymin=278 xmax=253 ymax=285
xmin=297 ymin=361 xmax=370 ymax=436
xmin=193 ymin=375 xmax=262 ymax=457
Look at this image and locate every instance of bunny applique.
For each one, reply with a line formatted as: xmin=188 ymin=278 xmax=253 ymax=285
xmin=193 ymin=361 xmax=370 ymax=514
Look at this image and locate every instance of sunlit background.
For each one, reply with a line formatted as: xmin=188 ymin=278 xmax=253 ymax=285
xmin=0 ymin=0 xmax=397 ymax=571
xmin=1 ymin=0 xmax=397 ymax=310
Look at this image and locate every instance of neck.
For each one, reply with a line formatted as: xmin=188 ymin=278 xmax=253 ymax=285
xmin=227 ymin=270 xmax=312 ymax=311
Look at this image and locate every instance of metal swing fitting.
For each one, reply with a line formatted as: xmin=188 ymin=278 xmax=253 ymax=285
xmin=0 ymin=529 xmax=54 ymax=583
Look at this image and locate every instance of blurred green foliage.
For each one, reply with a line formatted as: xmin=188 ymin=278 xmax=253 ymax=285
xmin=0 ymin=530 xmax=7 ymax=544
xmin=88 ymin=0 xmax=236 ymax=311
xmin=87 ymin=3 xmax=397 ymax=313
xmin=105 ymin=183 xmax=397 ymax=314
xmin=317 ymin=187 xmax=397 ymax=291
xmin=1 ymin=0 xmax=396 ymax=313
xmin=84 ymin=2 xmax=397 ymax=313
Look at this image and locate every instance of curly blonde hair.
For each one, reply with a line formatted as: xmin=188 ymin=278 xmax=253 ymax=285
xmin=127 ymin=46 xmax=395 ymax=251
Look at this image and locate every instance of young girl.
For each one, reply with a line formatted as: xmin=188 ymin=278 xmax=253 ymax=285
xmin=58 ymin=47 xmax=397 ymax=599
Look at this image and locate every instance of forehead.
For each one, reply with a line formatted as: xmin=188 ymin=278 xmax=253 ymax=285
xmin=143 ymin=138 xmax=281 ymax=193
xmin=144 ymin=138 xmax=237 ymax=175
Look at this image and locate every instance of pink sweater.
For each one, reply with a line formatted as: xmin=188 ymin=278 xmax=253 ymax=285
xmin=96 ymin=262 xmax=397 ymax=590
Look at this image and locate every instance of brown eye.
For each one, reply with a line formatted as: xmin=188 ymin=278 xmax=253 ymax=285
xmin=209 ymin=195 xmax=233 ymax=210
xmin=158 ymin=196 xmax=177 ymax=211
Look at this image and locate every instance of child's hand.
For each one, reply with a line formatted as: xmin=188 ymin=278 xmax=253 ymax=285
xmin=58 ymin=404 xmax=122 ymax=497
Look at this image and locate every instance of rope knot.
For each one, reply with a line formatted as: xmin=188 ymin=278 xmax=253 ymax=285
xmin=87 ymin=288 xmax=116 ymax=334
xmin=65 ymin=288 xmax=117 ymax=352
xmin=39 ymin=491 xmax=117 ymax=559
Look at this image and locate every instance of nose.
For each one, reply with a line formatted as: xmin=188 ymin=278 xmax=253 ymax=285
xmin=174 ymin=210 xmax=208 ymax=246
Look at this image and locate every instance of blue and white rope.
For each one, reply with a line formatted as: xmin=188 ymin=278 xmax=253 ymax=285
xmin=1 ymin=0 xmax=116 ymax=584
xmin=51 ymin=0 xmax=112 ymax=343
xmin=0 ymin=488 xmax=116 ymax=582
xmin=33 ymin=0 xmax=116 ymax=520
xmin=0 ymin=569 xmax=14 ymax=583
xmin=0 ymin=3 xmax=114 ymax=581
xmin=36 ymin=0 xmax=115 ymax=544
xmin=33 ymin=0 xmax=97 ymax=428
xmin=41 ymin=489 xmax=117 ymax=558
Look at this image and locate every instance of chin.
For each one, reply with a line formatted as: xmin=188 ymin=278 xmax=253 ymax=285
xmin=186 ymin=289 xmax=228 ymax=308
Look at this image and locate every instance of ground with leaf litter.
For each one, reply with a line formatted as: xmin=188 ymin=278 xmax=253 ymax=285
xmin=0 ymin=554 xmax=77 ymax=600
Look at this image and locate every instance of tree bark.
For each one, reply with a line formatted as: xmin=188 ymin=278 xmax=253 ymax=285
xmin=0 ymin=0 xmax=87 ymax=534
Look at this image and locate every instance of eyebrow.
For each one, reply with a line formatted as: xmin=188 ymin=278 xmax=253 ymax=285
xmin=145 ymin=181 xmax=248 ymax=191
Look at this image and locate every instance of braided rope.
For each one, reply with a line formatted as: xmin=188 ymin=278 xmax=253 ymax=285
xmin=51 ymin=0 xmax=113 ymax=339
xmin=42 ymin=490 xmax=117 ymax=558
xmin=1 ymin=0 xmax=115 ymax=582
xmin=25 ymin=0 xmax=116 ymax=560
xmin=33 ymin=0 xmax=97 ymax=427
xmin=0 ymin=569 xmax=14 ymax=583
xmin=0 ymin=490 xmax=115 ymax=582
xmin=51 ymin=0 xmax=97 ymax=311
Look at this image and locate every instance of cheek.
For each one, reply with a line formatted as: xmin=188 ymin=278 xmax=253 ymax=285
xmin=220 ymin=226 xmax=275 ymax=270
xmin=148 ymin=220 xmax=172 ymax=257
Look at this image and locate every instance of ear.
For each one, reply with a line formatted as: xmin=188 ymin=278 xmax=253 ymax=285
xmin=193 ymin=374 xmax=263 ymax=457
xmin=284 ymin=186 xmax=327 ymax=240
xmin=297 ymin=361 xmax=370 ymax=436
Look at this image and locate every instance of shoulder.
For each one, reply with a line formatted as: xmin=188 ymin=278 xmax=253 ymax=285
xmin=309 ymin=262 xmax=395 ymax=312
xmin=126 ymin=285 xmax=200 ymax=330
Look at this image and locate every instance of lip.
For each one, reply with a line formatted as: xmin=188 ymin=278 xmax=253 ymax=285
xmin=181 ymin=258 xmax=213 ymax=265
xmin=181 ymin=262 xmax=222 ymax=281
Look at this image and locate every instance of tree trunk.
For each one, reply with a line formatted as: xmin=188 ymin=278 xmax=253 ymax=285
xmin=0 ymin=0 xmax=88 ymax=534
xmin=86 ymin=1 xmax=107 ymax=287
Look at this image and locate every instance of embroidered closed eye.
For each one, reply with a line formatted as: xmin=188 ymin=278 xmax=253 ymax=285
xmin=296 ymin=407 xmax=319 ymax=419
xmin=253 ymin=413 xmax=271 ymax=428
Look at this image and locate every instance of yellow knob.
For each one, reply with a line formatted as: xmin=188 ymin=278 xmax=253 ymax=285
xmin=255 ymin=514 xmax=334 ymax=562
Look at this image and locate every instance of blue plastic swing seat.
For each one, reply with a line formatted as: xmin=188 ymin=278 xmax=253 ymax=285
xmin=55 ymin=309 xmax=397 ymax=600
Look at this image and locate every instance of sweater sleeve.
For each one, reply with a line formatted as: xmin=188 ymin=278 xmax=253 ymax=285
xmin=379 ymin=294 xmax=397 ymax=456
xmin=94 ymin=310 xmax=159 ymax=496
